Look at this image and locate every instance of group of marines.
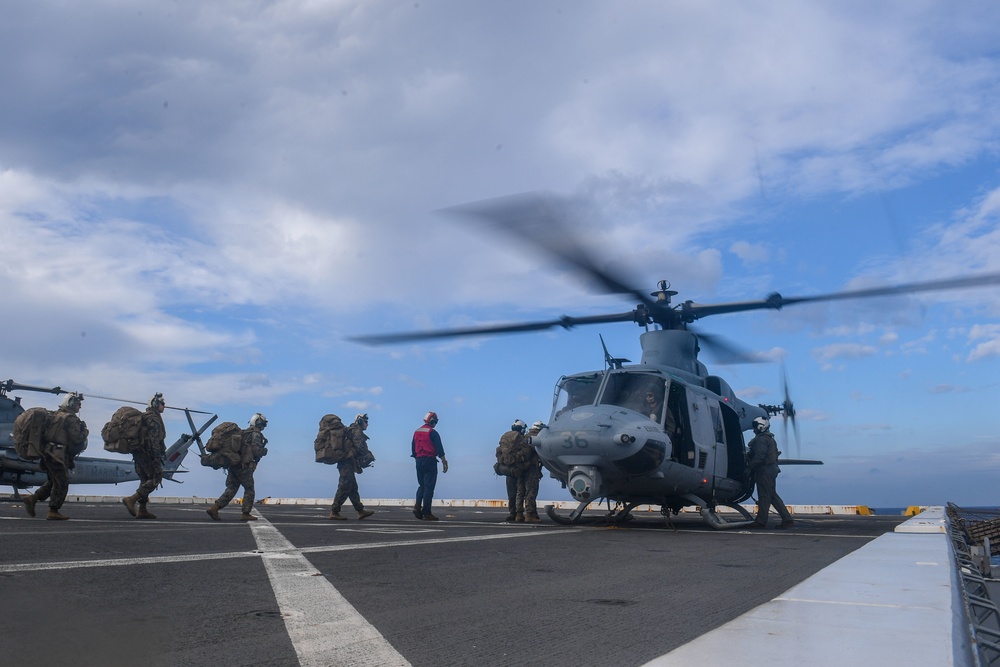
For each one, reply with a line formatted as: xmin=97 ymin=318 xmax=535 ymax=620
xmin=16 ymin=397 xmax=457 ymax=524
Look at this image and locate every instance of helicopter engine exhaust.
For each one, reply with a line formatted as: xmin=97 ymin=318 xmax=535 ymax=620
xmin=567 ymin=465 xmax=602 ymax=502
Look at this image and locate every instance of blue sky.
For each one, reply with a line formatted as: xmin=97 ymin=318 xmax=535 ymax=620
xmin=3 ymin=1 xmax=1000 ymax=508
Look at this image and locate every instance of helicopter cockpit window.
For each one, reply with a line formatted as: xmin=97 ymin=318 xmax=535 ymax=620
xmin=553 ymin=373 xmax=603 ymax=416
xmin=599 ymin=372 xmax=666 ymax=416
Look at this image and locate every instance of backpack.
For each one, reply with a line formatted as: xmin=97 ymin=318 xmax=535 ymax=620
xmin=494 ymin=432 xmax=528 ymax=476
xmin=314 ymin=414 xmax=351 ymax=464
xmin=101 ymin=406 xmax=144 ymax=454
xmin=46 ymin=410 xmax=89 ymax=457
xmin=200 ymin=421 xmax=245 ymax=469
xmin=12 ymin=407 xmax=51 ymax=460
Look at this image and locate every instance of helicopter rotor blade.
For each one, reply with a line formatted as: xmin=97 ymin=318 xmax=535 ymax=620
xmin=349 ymin=311 xmax=641 ymax=345
xmin=780 ymin=363 xmax=801 ymax=458
xmin=689 ymin=328 xmax=764 ymax=365
xmin=1 ymin=380 xmax=65 ymax=396
xmin=682 ymin=271 xmax=1000 ymax=321
xmin=439 ymin=192 xmax=660 ymax=310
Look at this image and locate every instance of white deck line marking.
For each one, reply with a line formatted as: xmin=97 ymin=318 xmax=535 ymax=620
xmin=249 ymin=512 xmax=411 ymax=667
xmin=0 ymin=550 xmax=259 ymax=573
xmin=0 ymin=526 xmax=569 ymax=574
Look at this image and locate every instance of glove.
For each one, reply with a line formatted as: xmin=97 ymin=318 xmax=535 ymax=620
xmin=441 ymin=456 xmax=449 ymax=473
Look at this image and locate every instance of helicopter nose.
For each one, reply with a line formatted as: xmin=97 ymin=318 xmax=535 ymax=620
xmin=567 ymin=465 xmax=602 ymax=501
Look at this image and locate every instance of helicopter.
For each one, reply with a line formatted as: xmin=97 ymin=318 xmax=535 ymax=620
xmin=352 ymin=193 xmax=1000 ymax=529
xmin=0 ymin=379 xmax=218 ymax=498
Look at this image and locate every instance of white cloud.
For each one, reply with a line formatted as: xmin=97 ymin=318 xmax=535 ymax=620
xmin=812 ymin=343 xmax=877 ymax=365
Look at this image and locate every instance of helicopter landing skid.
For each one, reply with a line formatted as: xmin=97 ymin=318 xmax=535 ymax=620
xmin=545 ymin=501 xmax=598 ymax=525
xmin=700 ymin=503 xmax=756 ymax=530
xmin=545 ymin=501 xmax=640 ymax=526
xmin=722 ymin=502 xmax=755 ymax=521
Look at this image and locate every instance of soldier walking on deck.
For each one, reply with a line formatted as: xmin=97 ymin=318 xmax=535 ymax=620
xmin=747 ymin=416 xmax=794 ymax=529
xmin=329 ymin=414 xmax=375 ymax=521
xmin=207 ymin=413 xmax=269 ymax=522
xmin=122 ymin=393 xmax=167 ymax=519
xmin=23 ymin=392 xmax=89 ymax=521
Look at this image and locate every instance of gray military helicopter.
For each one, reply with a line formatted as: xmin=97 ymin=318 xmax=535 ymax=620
xmin=352 ymin=193 xmax=1000 ymax=528
xmin=0 ymin=379 xmax=217 ymax=497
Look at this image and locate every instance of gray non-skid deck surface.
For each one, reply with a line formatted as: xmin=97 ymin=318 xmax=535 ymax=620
xmin=0 ymin=502 xmax=903 ymax=667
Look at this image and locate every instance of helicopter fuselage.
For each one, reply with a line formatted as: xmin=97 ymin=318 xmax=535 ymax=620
xmin=535 ymin=330 xmax=768 ymax=513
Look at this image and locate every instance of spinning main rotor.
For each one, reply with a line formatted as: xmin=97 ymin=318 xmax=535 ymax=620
xmin=351 ymin=192 xmax=1000 ymax=354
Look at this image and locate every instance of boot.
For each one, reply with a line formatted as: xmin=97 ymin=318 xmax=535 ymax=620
xmin=240 ymin=513 xmax=258 ymax=521
xmin=23 ymin=494 xmax=37 ymax=518
xmin=412 ymin=502 xmax=422 ymax=520
xmin=356 ymin=509 xmax=374 ymax=520
xmin=422 ymin=513 xmax=439 ymax=521
xmin=122 ymin=495 xmax=138 ymax=517
xmin=136 ymin=505 xmax=157 ymax=520
xmin=503 ymin=513 xmax=516 ymax=522
xmin=524 ymin=513 xmax=541 ymax=523
xmin=47 ymin=509 xmax=70 ymax=521
xmin=515 ymin=512 xmax=525 ymax=523
xmin=206 ymin=503 xmax=221 ymax=521
xmin=777 ymin=519 xmax=795 ymax=529
xmin=328 ymin=510 xmax=347 ymax=520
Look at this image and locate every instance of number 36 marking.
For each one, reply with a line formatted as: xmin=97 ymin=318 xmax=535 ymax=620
xmin=560 ymin=432 xmax=590 ymax=449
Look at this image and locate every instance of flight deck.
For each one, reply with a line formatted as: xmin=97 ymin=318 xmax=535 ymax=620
xmin=2 ymin=499 xmax=943 ymax=666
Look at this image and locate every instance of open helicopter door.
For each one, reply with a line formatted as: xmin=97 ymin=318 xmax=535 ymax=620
xmin=681 ymin=389 xmax=747 ymax=499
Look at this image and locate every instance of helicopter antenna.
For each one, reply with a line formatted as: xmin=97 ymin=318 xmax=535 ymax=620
xmin=599 ymin=335 xmax=630 ymax=370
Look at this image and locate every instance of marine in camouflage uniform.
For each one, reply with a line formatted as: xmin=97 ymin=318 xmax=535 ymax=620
xmin=24 ymin=392 xmax=89 ymax=521
xmin=329 ymin=414 xmax=375 ymax=521
xmin=522 ymin=421 xmax=546 ymax=523
xmin=499 ymin=421 xmax=540 ymax=523
xmin=206 ymin=413 xmax=269 ymax=522
xmin=122 ymin=393 xmax=167 ymax=519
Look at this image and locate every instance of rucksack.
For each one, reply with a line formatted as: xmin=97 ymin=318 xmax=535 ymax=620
xmin=200 ymin=421 xmax=245 ymax=469
xmin=495 ymin=431 xmax=530 ymax=476
xmin=46 ymin=410 xmax=89 ymax=457
xmin=12 ymin=407 xmax=51 ymax=460
xmin=314 ymin=414 xmax=351 ymax=464
xmin=101 ymin=406 xmax=144 ymax=454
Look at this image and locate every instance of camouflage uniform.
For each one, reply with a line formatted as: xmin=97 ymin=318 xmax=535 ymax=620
xmin=499 ymin=429 xmax=537 ymax=522
xmin=523 ymin=425 xmax=545 ymax=522
xmin=215 ymin=426 xmax=267 ymax=515
xmin=128 ymin=407 xmax=166 ymax=514
xmin=30 ymin=405 xmax=88 ymax=517
xmin=330 ymin=418 xmax=374 ymax=519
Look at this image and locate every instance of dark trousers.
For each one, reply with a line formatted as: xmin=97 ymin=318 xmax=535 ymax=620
xmin=506 ymin=475 xmax=517 ymax=515
xmin=132 ymin=448 xmax=164 ymax=505
xmin=332 ymin=461 xmax=363 ymax=512
xmin=415 ymin=457 xmax=438 ymax=515
xmin=35 ymin=454 xmax=70 ymax=510
xmin=754 ymin=465 xmax=791 ymax=524
xmin=217 ymin=465 xmax=256 ymax=513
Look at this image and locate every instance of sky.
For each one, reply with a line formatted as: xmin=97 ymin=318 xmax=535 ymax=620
xmin=3 ymin=1 xmax=1000 ymax=509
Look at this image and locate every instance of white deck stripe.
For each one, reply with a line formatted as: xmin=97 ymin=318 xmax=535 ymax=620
xmin=0 ymin=526 xmax=566 ymax=574
xmin=0 ymin=550 xmax=259 ymax=573
xmin=249 ymin=512 xmax=412 ymax=667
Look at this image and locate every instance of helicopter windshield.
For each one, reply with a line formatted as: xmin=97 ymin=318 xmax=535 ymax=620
xmin=599 ymin=371 xmax=668 ymax=417
xmin=553 ymin=373 xmax=603 ymax=416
